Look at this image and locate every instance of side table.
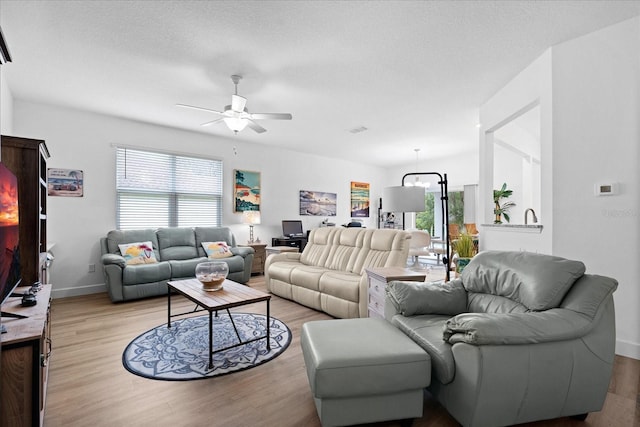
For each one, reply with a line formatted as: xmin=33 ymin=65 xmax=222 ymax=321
xmin=365 ymin=267 xmax=427 ymax=318
xmin=241 ymin=243 xmax=267 ymax=275
xmin=265 ymin=246 xmax=299 ymax=257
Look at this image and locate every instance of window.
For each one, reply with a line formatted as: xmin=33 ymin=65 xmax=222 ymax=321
xmin=116 ymin=147 xmax=223 ymax=230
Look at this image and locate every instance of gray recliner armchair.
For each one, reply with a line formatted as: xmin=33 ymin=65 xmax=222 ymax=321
xmin=385 ymin=250 xmax=617 ymax=427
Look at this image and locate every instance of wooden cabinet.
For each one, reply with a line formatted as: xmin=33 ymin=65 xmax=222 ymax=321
xmin=1 ymin=136 xmax=50 ymax=286
xmin=365 ymin=267 xmax=427 ymax=318
xmin=243 ymin=243 xmax=267 ymax=275
xmin=1 ymin=285 xmax=52 ymax=427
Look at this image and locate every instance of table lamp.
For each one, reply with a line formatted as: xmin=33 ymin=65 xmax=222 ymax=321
xmin=242 ymin=211 xmax=261 ymax=244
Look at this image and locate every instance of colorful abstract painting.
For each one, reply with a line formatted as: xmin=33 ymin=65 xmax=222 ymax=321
xmin=350 ymin=182 xmax=370 ymax=217
xmin=234 ymin=170 xmax=260 ymax=212
xmin=299 ymin=190 xmax=337 ymax=216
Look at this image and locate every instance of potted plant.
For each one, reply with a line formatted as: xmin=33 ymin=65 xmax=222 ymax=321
xmin=493 ymin=182 xmax=515 ymax=224
xmin=453 ymin=232 xmax=476 ymax=273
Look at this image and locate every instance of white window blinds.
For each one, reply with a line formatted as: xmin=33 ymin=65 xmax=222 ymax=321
xmin=116 ymin=147 xmax=223 ymax=230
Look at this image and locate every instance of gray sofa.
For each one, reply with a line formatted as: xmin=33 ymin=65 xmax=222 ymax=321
xmin=100 ymin=227 xmax=254 ymax=302
xmin=385 ymin=250 xmax=617 ymax=427
xmin=265 ymin=227 xmax=411 ymax=318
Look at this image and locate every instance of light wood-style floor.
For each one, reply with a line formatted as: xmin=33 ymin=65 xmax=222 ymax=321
xmin=45 ymin=276 xmax=639 ymax=427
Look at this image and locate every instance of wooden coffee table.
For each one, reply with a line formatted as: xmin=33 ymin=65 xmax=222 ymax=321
xmin=167 ymin=278 xmax=271 ymax=369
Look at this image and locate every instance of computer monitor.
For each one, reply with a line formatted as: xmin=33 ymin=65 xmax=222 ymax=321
xmin=282 ymin=220 xmax=304 ymax=237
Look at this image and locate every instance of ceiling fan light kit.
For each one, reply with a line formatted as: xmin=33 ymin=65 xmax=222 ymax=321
xmin=177 ymin=75 xmax=292 ymax=134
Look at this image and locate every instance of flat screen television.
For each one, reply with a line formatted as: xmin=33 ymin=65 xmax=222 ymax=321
xmin=0 ymin=162 xmax=21 ymax=319
xmin=282 ymin=220 xmax=304 ymax=237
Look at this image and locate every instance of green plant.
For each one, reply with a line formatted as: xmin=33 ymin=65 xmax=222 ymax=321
xmin=493 ymin=182 xmax=515 ymax=224
xmin=454 ymin=233 xmax=475 ymax=258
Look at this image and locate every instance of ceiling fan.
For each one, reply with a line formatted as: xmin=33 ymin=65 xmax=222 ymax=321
xmin=177 ymin=75 xmax=292 ymax=134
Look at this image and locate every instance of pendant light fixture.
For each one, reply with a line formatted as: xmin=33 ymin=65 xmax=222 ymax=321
xmin=405 ymin=148 xmax=430 ymax=188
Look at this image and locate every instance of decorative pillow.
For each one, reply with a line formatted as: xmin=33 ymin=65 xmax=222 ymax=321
xmin=118 ymin=241 xmax=158 ymax=265
xmin=202 ymin=241 xmax=233 ymax=259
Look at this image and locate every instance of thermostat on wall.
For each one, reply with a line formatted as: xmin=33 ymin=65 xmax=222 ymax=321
xmin=595 ymin=182 xmax=618 ymax=196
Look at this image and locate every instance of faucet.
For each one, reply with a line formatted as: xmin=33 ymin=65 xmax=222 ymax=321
xmin=524 ymin=208 xmax=538 ymax=225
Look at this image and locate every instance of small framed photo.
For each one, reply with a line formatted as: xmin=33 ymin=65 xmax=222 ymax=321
xmin=48 ymin=168 xmax=84 ymax=197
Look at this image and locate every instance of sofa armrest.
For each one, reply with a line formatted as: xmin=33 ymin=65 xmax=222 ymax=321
xmin=386 ymin=278 xmax=467 ymax=317
xmin=101 ymin=253 xmax=126 ymax=268
xmin=444 ymin=308 xmax=592 ymax=345
xmin=232 ymin=246 xmax=254 ymax=258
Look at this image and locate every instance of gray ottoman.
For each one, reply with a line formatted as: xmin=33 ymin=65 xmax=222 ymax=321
xmin=301 ymin=318 xmax=431 ymax=427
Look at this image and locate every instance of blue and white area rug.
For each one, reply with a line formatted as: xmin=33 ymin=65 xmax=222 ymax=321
xmin=122 ymin=312 xmax=291 ymax=381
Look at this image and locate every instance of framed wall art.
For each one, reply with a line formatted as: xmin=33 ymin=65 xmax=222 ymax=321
xmin=234 ymin=169 xmax=260 ymax=212
xmin=350 ymin=181 xmax=370 ymax=217
xmin=300 ymin=190 xmax=337 ymax=216
xmin=48 ymin=168 xmax=84 ymax=197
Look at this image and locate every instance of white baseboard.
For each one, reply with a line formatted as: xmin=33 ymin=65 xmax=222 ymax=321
xmin=616 ymin=339 xmax=640 ymax=360
xmin=51 ymin=283 xmax=106 ymax=299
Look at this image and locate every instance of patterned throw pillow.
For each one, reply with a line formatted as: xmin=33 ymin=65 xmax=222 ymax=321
xmin=118 ymin=241 xmax=158 ymax=265
xmin=202 ymin=241 xmax=233 ymax=259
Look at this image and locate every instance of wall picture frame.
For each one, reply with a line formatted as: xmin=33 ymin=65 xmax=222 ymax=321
xmin=234 ymin=169 xmax=260 ymax=212
xmin=48 ymin=168 xmax=84 ymax=197
xmin=350 ymin=181 xmax=370 ymax=217
xmin=300 ymin=190 xmax=337 ymax=216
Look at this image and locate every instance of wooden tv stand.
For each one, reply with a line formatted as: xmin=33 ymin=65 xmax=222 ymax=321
xmin=1 ymin=284 xmax=52 ymax=427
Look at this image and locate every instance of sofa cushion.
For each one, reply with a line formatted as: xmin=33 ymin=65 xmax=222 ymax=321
xmin=122 ymin=261 xmax=171 ymax=285
xmin=390 ymin=314 xmax=455 ymax=384
xmin=107 ymin=229 xmax=160 ymax=259
xmin=300 ymin=227 xmax=334 ymax=267
xmin=157 ymin=227 xmax=199 ymax=260
xmin=168 ymin=257 xmax=209 ymax=278
xmin=466 ymin=292 xmax=529 ymax=314
xmin=323 ymin=228 xmax=364 ymax=272
xmin=318 ymin=271 xmax=361 ymax=303
xmin=461 ymin=251 xmax=585 ymax=311
xmin=386 ymin=279 xmax=467 ymax=316
xmin=352 ymin=229 xmax=411 ymax=274
xmin=201 ymin=241 xmax=233 ymax=259
xmin=194 ymin=227 xmax=237 ymax=257
xmin=118 ymin=241 xmax=158 ymax=265
xmin=290 ymin=265 xmax=327 ymax=291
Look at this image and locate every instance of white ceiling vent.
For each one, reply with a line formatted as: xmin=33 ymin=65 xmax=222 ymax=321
xmin=349 ymin=126 xmax=368 ymax=134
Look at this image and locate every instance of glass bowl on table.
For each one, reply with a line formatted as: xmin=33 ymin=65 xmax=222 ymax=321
xmin=195 ymin=261 xmax=229 ymax=291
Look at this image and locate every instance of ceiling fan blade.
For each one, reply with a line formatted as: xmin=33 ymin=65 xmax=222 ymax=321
xmin=231 ymin=95 xmax=247 ymax=112
xmin=246 ymin=120 xmax=267 ymax=133
xmin=200 ymin=118 xmax=224 ymax=127
xmin=250 ymin=113 xmax=292 ymax=120
xmin=176 ymin=104 xmax=224 ymax=115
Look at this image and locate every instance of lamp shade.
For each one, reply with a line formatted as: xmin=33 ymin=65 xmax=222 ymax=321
xmin=242 ymin=210 xmax=261 ymax=225
xmin=382 ymin=186 xmax=425 ymax=212
xmin=223 ymin=117 xmax=249 ymax=132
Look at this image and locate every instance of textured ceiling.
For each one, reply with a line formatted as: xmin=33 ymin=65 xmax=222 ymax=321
xmin=1 ymin=1 xmax=638 ymax=167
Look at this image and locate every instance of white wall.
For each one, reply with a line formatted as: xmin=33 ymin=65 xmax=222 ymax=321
xmin=0 ymin=68 xmax=13 ymax=136
xmin=479 ymin=17 xmax=640 ymax=359
xmin=551 ymin=17 xmax=640 ymax=359
xmin=479 ymin=50 xmax=553 ymax=254
xmin=12 ymin=100 xmax=389 ymax=297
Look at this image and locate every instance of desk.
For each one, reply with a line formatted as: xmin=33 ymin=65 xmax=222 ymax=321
xmin=272 ymin=236 xmax=307 ymax=252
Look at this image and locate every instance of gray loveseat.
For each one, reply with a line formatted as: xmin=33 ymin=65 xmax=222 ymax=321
xmin=100 ymin=227 xmax=254 ymax=302
xmin=385 ymin=250 xmax=617 ymax=427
